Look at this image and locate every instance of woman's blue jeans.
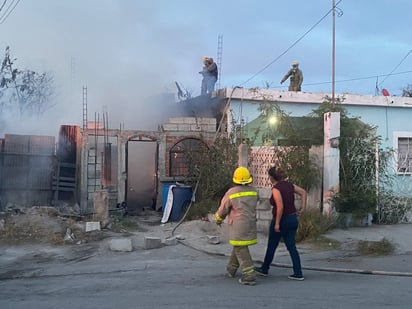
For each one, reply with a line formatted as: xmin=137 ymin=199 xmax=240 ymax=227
xmin=261 ymin=214 xmax=303 ymax=277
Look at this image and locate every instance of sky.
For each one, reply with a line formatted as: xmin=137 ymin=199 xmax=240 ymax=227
xmin=0 ymin=0 xmax=411 ymax=136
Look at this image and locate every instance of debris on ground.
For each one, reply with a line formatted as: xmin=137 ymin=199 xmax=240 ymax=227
xmin=0 ymin=205 xmax=113 ymax=245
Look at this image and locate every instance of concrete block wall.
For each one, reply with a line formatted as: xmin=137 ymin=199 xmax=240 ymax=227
xmin=162 ymin=117 xmax=217 ymax=177
xmin=256 ymin=187 xmax=305 ymax=233
xmin=164 ymin=117 xmax=217 ymax=133
xmin=257 ymin=187 xmax=272 ymax=233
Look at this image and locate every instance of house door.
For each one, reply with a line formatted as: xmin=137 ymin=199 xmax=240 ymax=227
xmin=126 ymin=140 xmax=157 ymax=215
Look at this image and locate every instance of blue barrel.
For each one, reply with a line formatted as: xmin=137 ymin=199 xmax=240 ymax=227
xmin=169 ymin=186 xmax=193 ymax=221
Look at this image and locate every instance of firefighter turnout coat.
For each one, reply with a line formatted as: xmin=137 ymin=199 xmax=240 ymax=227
xmin=216 ymin=185 xmax=258 ymax=246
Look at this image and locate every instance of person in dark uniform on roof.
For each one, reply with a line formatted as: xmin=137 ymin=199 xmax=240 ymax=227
xmin=280 ymin=60 xmax=303 ymax=91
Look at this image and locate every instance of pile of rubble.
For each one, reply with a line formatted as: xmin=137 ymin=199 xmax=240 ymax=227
xmin=0 ymin=203 xmax=107 ymax=245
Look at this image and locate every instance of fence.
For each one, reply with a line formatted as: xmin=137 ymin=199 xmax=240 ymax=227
xmin=249 ymin=145 xmax=323 ymax=210
xmin=0 ymin=134 xmax=55 ymax=208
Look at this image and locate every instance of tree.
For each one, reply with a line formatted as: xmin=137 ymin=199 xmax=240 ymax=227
xmin=402 ymin=84 xmax=412 ymax=97
xmin=0 ymin=46 xmax=55 ymax=117
xmin=184 ymin=136 xmax=239 ymax=219
xmin=309 ymin=97 xmax=396 ymax=219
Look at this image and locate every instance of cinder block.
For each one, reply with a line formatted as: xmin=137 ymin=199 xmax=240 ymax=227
xmin=109 ymin=238 xmax=133 ymax=252
xmin=144 ymin=236 xmax=162 ymax=250
xmin=182 ymin=117 xmax=197 ymax=124
xmin=206 ymin=124 xmax=216 ymax=132
xmin=207 ymin=235 xmax=220 ymax=244
xmin=257 ymin=199 xmax=272 ymax=210
xmin=257 ymin=209 xmax=273 ymax=221
xmin=176 ymin=124 xmax=191 ymax=131
xmin=257 ymin=220 xmax=271 ymax=233
xmin=189 ymin=124 xmax=201 ymax=131
xmin=162 ymin=124 xmax=179 ymax=131
xmin=200 ymin=118 xmax=216 ymax=125
xmin=257 ymin=187 xmax=272 ymax=199
xmin=163 ymin=236 xmax=178 ymax=246
xmin=85 ymin=221 xmax=101 ymax=232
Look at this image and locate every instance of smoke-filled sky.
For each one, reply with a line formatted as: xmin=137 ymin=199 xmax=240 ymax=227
xmin=0 ymin=0 xmax=411 ymax=136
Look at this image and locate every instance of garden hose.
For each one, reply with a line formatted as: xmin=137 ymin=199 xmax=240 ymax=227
xmin=176 ymin=239 xmax=412 ymax=278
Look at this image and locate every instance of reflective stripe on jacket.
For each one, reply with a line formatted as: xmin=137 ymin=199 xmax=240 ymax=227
xmin=216 ymin=185 xmax=258 ymax=246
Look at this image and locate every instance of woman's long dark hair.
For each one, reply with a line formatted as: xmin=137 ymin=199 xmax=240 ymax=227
xmin=268 ymin=166 xmax=288 ymax=181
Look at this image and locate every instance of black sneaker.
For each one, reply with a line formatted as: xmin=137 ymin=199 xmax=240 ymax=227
xmin=254 ymin=267 xmax=268 ymax=277
xmin=288 ymin=274 xmax=304 ymax=281
xmin=238 ymin=278 xmax=256 ymax=286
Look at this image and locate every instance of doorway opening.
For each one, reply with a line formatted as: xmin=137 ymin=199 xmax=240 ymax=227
xmin=126 ymin=138 xmax=158 ymax=215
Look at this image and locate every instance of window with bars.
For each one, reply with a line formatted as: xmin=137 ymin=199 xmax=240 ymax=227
xmin=397 ymin=137 xmax=412 ymax=173
xmin=169 ymin=138 xmax=207 ymax=177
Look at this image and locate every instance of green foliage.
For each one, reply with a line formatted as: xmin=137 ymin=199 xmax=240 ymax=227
xmin=273 ymin=145 xmax=320 ymax=191
xmin=296 ymin=208 xmax=336 ymax=242
xmin=253 ymin=98 xmax=322 ymax=190
xmin=378 ymin=194 xmax=412 ymax=224
xmin=309 ymin=96 xmax=396 ymax=218
xmin=185 ymin=199 xmax=220 ymax=220
xmin=309 ymin=96 xmax=349 ymax=118
xmin=184 ymin=136 xmax=239 ymax=216
xmin=110 ymin=214 xmax=141 ymax=232
xmin=357 ymin=238 xmax=395 ymax=256
xmin=333 ymin=131 xmax=381 ymax=217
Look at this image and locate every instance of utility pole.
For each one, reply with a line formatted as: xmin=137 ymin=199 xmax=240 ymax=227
xmin=82 ymin=86 xmax=88 ymax=130
xmin=216 ymin=35 xmax=223 ymax=90
xmin=70 ymin=57 xmax=76 ymax=95
xmin=332 ymin=0 xmax=336 ymax=108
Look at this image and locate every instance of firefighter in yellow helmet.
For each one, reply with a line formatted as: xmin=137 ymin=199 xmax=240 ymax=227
xmin=280 ymin=60 xmax=303 ymax=91
xmin=215 ymin=166 xmax=259 ymax=285
xmin=199 ymin=56 xmax=218 ymax=95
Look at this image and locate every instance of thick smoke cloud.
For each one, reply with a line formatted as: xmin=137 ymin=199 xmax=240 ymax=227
xmin=1 ymin=0 xmax=412 ymax=138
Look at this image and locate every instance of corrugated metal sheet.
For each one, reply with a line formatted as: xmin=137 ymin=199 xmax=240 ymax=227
xmin=0 ymin=134 xmax=55 ymax=207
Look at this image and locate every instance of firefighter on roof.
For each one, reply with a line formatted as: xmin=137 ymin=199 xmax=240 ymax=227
xmin=280 ymin=60 xmax=303 ymax=91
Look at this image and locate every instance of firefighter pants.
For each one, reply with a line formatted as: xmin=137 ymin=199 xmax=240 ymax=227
xmin=226 ymin=245 xmax=256 ymax=281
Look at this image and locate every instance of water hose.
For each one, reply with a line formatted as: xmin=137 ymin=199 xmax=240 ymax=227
xmin=176 ymin=238 xmax=412 ymax=278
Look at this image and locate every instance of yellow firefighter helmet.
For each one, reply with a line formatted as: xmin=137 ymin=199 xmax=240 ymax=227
xmin=233 ymin=167 xmax=253 ymax=185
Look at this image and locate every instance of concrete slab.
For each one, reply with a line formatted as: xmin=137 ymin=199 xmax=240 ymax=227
xmin=109 ymin=238 xmax=133 ymax=252
xmin=144 ymin=236 xmax=162 ymax=250
xmin=85 ymin=221 xmax=101 ymax=232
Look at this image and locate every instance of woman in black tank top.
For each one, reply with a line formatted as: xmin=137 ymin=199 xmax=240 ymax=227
xmin=255 ymin=166 xmax=307 ymax=280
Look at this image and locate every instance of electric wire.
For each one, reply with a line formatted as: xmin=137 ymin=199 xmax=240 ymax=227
xmin=269 ymin=69 xmax=412 ymax=89
xmin=378 ymin=49 xmax=412 ymax=87
xmin=0 ymin=0 xmax=7 ymax=13
xmin=239 ymin=0 xmax=343 ymax=87
xmin=0 ymin=0 xmax=21 ymax=25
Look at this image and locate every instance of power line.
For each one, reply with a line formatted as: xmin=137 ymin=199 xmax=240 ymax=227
xmin=378 ymin=49 xmax=412 ymax=87
xmin=239 ymin=0 xmax=343 ymax=86
xmin=270 ymin=69 xmax=412 ymax=89
xmin=0 ymin=0 xmax=21 ymax=25
xmin=0 ymin=1 xmax=7 ymax=13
